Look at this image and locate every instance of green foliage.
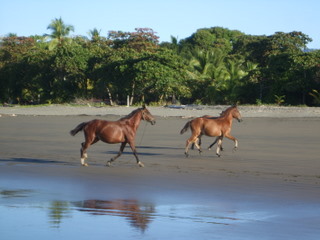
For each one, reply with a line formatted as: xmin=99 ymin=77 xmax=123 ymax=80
xmin=1 ymin=20 xmax=320 ymax=106
xmin=46 ymin=17 xmax=75 ymax=50
xmin=274 ymin=95 xmax=286 ymax=105
xmin=309 ymin=89 xmax=320 ymax=105
xmin=256 ymin=99 xmax=263 ymax=105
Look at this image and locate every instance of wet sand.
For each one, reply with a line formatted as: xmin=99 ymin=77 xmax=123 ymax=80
xmin=1 ymin=113 xmax=320 ymax=239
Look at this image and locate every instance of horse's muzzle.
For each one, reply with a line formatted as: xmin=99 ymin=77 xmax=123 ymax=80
xmin=150 ymin=120 xmax=156 ymax=125
xmin=237 ymin=118 xmax=243 ymax=122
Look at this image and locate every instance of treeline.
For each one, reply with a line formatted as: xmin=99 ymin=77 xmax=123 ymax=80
xmin=1 ymin=18 xmax=320 ymax=106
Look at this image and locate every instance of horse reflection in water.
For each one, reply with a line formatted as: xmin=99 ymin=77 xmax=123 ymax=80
xmin=74 ymin=199 xmax=155 ymax=232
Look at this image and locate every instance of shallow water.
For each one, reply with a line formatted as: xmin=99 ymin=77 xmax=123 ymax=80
xmin=1 ymin=186 xmax=320 ymax=240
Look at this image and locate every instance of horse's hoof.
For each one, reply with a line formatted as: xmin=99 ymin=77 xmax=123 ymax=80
xmin=185 ymin=153 xmax=189 ymax=158
xmin=233 ymin=147 xmax=238 ymax=152
xmin=138 ymin=162 xmax=144 ymax=167
xmin=216 ymin=154 xmax=221 ymax=158
xmin=106 ymin=161 xmax=112 ymax=167
xmin=208 ymin=147 xmax=211 ymax=151
xmin=82 ymin=163 xmax=89 ymax=167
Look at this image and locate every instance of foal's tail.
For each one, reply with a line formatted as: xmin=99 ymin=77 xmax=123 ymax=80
xmin=180 ymin=121 xmax=191 ymax=135
xmin=70 ymin=122 xmax=88 ymax=136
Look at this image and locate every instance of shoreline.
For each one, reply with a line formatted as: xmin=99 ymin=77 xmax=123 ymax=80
xmin=1 ymin=112 xmax=320 ymax=238
xmin=1 ymin=104 xmax=320 ymax=118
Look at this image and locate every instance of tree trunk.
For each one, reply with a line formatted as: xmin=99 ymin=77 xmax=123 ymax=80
xmin=106 ymin=87 xmax=114 ymax=106
xmin=130 ymin=82 xmax=135 ymax=106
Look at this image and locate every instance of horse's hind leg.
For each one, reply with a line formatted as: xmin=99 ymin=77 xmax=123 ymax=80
xmin=185 ymin=135 xmax=202 ymax=157
xmin=80 ymin=142 xmax=88 ymax=166
xmin=80 ymin=137 xmax=99 ymax=167
xmin=107 ymin=142 xmax=126 ymax=167
xmin=216 ymin=137 xmax=223 ymax=157
xmin=191 ymin=136 xmax=202 ymax=150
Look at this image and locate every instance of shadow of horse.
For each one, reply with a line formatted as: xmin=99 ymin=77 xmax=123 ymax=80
xmin=105 ymin=145 xmax=182 ymax=156
xmin=0 ymin=158 xmax=69 ymax=165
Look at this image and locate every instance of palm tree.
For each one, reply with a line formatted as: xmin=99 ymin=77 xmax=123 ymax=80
xmin=189 ymin=48 xmax=214 ymax=78
xmin=89 ymin=28 xmax=101 ymax=42
xmin=46 ymin=17 xmax=74 ymax=50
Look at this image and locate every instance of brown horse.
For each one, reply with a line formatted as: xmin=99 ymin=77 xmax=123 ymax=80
xmin=180 ymin=105 xmax=242 ymax=157
xmin=70 ymin=106 xmax=156 ymax=167
xmin=191 ymin=110 xmax=227 ymax=150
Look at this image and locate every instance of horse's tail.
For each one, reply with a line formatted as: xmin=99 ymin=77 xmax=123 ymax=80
xmin=180 ymin=121 xmax=191 ymax=135
xmin=70 ymin=122 xmax=88 ymax=136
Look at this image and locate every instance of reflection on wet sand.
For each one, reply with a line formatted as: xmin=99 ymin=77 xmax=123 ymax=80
xmin=0 ymin=188 xmax=155 ymax=232
xmin=74 ymin=199 xmax=155 ymax=232
xmin=3 ymin=186 xmax=319 ymax=240
xmin=48 ymin=201 xmax=72 ymax=228
xmin=0 ymin=189 xmax=34 ymax=198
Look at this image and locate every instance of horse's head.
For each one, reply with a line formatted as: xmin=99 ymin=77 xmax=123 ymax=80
xmin=141 ymin=106 xmax=156 ymax=125
xmin=231 ymin=106 xmax=242 ymax=122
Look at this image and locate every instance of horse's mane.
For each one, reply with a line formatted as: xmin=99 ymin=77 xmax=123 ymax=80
xmin=119 ymin=108 xmax=143 ymax=120
xmin=219 ymin=105 xmax=237 ymax=117
xmin=203 ymin=105 xmax=237 ymax=119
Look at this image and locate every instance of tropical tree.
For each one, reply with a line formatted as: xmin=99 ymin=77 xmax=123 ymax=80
xmin=130 ymin=48 xmax=189 ymax=103
xmin=88 ymin=28 xmax=102 ymax=42
xmin=46 ymin=17 xmax=74 ymax=50
xmin=49 ymin=39 xmax=91 ymax=102
xmin=0 ymin=36 xmax=37 ymax=103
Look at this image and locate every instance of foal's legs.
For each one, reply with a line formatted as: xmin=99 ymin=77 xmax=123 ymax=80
xmin=191 ymin=136 xmax=202 ymax=150
xmin=208 ymin=136 xmax=224 ymax=151
xmin=107 ymin=142 xmax=126 ymax=167
xmin=225 ymin=133 xmax=238 ymax=150
xmin=216 ymin=136 xmax=223 ymax=157
xmin=185 ymin=134 xmax=202 ymax=157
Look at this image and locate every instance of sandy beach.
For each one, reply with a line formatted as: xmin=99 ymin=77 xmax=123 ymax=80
xmin=1 ymin=104 xmax=320 ymax=118
xmin=1 ymin=105 xmax=320 ymax=239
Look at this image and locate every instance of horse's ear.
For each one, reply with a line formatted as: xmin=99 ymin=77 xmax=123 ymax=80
xmin=232 ymin=103 xmax=238 ymax=108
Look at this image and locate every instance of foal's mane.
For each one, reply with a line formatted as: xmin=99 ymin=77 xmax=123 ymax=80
xmin=219 ymin=105 xmax=237 ymax=117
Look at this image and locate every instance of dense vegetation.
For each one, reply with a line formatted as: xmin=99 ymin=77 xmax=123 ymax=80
xmin=1 ymin=18 xmax=320 ymax=106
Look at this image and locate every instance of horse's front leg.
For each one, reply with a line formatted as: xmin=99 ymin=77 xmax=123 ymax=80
xmin=127 ymin=141 xmax=144 ymax=167
xmin=225 ymin=134 xmax=238 ymax=151
xmin=107 ymin=142 xmax=126 ymax=167
xmin=208 ymin=136 xmax=224 ymax=151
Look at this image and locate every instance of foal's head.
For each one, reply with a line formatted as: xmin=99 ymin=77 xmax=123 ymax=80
xmin=141 ymin=106 xmax=156 ymax=125
xmin=231 ymin=106 xmax=242 ymax=122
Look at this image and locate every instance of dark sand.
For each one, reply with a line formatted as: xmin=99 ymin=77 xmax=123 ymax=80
xmin=1 ymin=114 xmax=320 ymax=239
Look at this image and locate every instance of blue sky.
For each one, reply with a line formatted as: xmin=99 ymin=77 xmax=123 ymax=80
xmin=1 ymin=0 xmax=319 ymax=49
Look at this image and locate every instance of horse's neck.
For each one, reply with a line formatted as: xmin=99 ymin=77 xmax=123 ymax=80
xmin=222 ymin=112 xmax=234 ymax=125
xmin=127 ymin=112 xmax=142 ymax=131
